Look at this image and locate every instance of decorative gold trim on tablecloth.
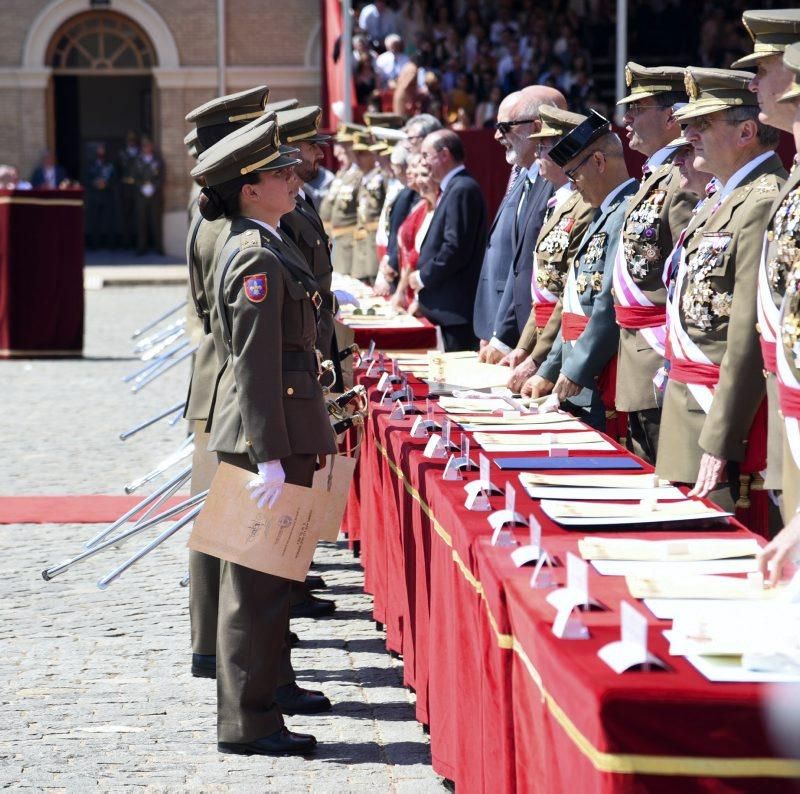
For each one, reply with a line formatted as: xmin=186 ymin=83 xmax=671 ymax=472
xmin=374 ymin=439 xmax=800 ymax=780
xmin=0 ymin=197 xmax=83 ymax=207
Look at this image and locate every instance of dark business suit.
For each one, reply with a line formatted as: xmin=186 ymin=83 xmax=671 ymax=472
xmin=30 ymin=165 xmax=67 ymax=189
xmin=472 ymin=173 xmax=526 ymax=341
xmin=493 ymin=171 xmax=554 ymax=348
xmin=386 ymin=187 xmax=417 ymax=288
xmin=416 ymin=167 xmax=487 ymax=351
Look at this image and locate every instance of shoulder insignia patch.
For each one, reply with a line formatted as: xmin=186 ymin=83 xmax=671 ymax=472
xmin=243 ymin=273 xmax=268 ymax=303
xmin=240 ymin=228 xmax=261 ymax=249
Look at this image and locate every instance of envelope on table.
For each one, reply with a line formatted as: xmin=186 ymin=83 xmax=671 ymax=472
xmin=626 ymin=574 xmax=782 ymax=601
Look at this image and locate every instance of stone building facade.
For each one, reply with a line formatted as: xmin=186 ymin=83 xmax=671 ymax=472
xmin=0 ymin=0 xmax=322 ymax=255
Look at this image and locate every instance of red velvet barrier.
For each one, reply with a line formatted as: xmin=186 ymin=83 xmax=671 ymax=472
xmin=349 ymin=362 xmax=800 ymax=792
xmin=0 ymin=189 xmax=84 ymax=357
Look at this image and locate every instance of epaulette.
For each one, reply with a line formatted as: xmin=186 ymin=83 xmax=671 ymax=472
xmin=753 ymin=174 xmax=780 ymax=195
xmin=239 ymin=228 xmax=261 ymax=249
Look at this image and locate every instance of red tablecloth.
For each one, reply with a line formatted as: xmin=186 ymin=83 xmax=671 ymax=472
xmin=345 ymin=316 xmax=438 ymax=351
xmin=0 ymin=188 xmax=84 ymax=357
xmin=345 ymin=365 xmax=800 ymax=792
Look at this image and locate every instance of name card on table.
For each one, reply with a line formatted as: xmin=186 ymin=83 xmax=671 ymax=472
xmin=362 ymin=339 xmax=377 ymax=364
xmin=443 ymin=454 xmax=464 ymax=480
xmin=598 ymin=601 xmax=665 ymax=673
xmin=464 ymin=484 xmax=491 ymax=512
xmin=529 ymin=550 xmax=557 ymax=589
xmin=488 ymin=482 xmax=526 ymax=534
xmin=547 ymin=553 xmax=601 ymax=639
xmin=390 ymin=400 xmax=408 ymax=420
xmin=511 ymin=513 xmax=542 ymax=567
xmin=465 ymin=453 xmax=502 ymax=497
xmin=423 ymin=434 xmax=448 ymax=459
xmin=441 ymin=417 xmax=459 ymax=450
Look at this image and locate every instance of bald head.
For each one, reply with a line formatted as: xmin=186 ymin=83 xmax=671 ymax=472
xmin=494 ymin=85 xmax=565 ymax=168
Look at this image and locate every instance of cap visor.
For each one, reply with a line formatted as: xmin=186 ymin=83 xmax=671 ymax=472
xmin=616 ymin=89 xmax=663 ymax=105
xmin=673 ymin=99 xmax=741 ymax=121
xmin=730 ymin=52 xmax=769 ymax=69
xmin=778 ymin=83 xmax=800 ymax=103
xmin=253 ymin=153 xmax=303 ymax=172
xmin=665 ymin=135 xmax=691 ymax=149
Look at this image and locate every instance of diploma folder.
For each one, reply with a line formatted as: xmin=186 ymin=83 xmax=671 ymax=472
xmin=494 ymin=456 xmax=643 ymax=471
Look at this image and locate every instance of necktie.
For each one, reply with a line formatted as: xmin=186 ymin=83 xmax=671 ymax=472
xmin=505 ymin=165 xmax=522 ymax=197
xmin=515 ymin=177 xmax=531 ymax=235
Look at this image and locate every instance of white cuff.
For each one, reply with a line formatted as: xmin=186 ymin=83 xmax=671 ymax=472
xmin=489 ymin=337 xmax=512 ymax=355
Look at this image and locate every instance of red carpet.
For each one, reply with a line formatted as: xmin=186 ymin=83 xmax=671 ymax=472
xmin=0 ymin=495 xmax=190 ymax=524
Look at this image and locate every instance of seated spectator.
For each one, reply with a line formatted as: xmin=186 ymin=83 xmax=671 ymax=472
xmin=30 ymin=151 xmax=67 ymax=189
xmin=393 ymin=59 xmax=420 ymax=117
xmin=448 ymin=73 xmax=476 ymax=118
xmin=474 ymin=84 xmax=503 ymax=128
xmin=355 ymin=54 xmax=378 ymax=105
xmin=448 ymin=107 xmax=472 ymax=130
xmin=375 ymin=34 xmax=410 ymax=88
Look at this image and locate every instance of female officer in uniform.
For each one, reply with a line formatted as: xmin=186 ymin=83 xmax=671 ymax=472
xmin=191 ymin=118 xmax=337 ymax=756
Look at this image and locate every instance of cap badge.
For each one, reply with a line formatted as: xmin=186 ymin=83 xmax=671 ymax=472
xmin=625 ymin=65 xmax=633 ymax=88
xmin=685 ymin=73 xmax=699 ymax=101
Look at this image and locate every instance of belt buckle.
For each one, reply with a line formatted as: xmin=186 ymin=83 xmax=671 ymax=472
xmin=311 ymin=291 xmax=322 ymax=311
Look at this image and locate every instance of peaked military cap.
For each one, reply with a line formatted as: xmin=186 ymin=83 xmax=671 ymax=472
xmin=529 ymin=105 xmax=588 ymax=139
xmin=276 ymin=106 xmax=330 ymax=144
xmin=263 ymin=98 xmax=300 ymax=115
xmin=548 ymin=110 xmax=611 ymax=167
xmin=665 ymin=134 xmax=691 ymax=149
xmin=336 ymin=122 xmax=367 ymax=142
xmin=673 ymin=67 xmax=757 ymax=121
xmin=351 ymin=131 xmax=374 ymax=152
xmin=185 ymin=85 xmax=269 ymax=128
xmin=731 ymin=9 xmax=800 ymax=69
xmin=184 ymin=127 xmax=199 ymax=159
xmin=617 ymin=62 xmax=687 ymax=104
xmin=779 ymin=42 xmax=800 ymax=104
xmin=191 ymin=118 xmax=301 ymax=186
xmin=364 ymin=112 xmax=405 ymax=129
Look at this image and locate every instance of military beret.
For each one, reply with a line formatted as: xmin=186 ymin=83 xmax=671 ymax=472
xmin=731 ymin=9 xmax=800 ymax=69
xmin=364 ymin=112 xmax=405 ymax=129
xmin=779 ymin=42 xmax=800 ymax=104
xmin=276 ymin=106 xmax=330 ymax=144
xmin=548 ymin=110 xmax=611 ymax=167
xmin=673 ymin=67 xmax=757 ymax=121
xmin=617 ymin=62 xmax=687 ymax=105
xmin=529 ymin=105 xmax=588 ymax=139
xmin=190 ymin=118 xmax=301 ymax=186
xmin=185 ymin=85 xmax=270 ymax=128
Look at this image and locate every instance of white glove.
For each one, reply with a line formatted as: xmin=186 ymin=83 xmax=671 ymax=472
xmin=246 ymin=460 xmax=285 ymax=509
xmin=334 ymin=289 xmax=360 ymax=309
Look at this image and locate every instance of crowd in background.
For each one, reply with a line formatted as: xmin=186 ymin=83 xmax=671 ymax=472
xmin=348 ymin=0 xmax=784 ymax=128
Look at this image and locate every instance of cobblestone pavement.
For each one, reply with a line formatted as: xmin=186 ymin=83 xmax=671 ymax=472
xmin=1 ymin=286 xmax=439 ymax=790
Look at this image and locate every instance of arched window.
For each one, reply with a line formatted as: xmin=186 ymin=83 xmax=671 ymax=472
xmin=48 ymin=12 xmax=156 ymax=74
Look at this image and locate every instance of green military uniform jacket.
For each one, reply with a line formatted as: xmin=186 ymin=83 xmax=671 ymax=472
xmin=657 ymin=152 xmax=787 ymax=483
xmin=614 ymin=159 xmax=697 ymax=411
xmin=353 ymin=165 xmax=386 ymax=279
xmin=330 ymin=164 xmax=362 ymax=276
xmin=207 ymin=217 xmax=337 ymax=463
xmin=762 ymin=162 xmax=800 ymax=489
xmin=319 ymin=166 xmax=345 ymax=229
xmin=184 ymin=210 xmax=230 ymax=422
xmin=280 ymin=192 xmax=336 ymax=363
xmin=517 ymin=188 xmax=594 ymax=363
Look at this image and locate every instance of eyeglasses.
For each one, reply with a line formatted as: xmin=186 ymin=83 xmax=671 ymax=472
xmin=494 ymin=118 xmax=537 ymax=135
xmin=564 ymin=151 xmax=598 ymax=182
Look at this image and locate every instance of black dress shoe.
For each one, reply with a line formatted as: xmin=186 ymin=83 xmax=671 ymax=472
xmin=289 ymin=593 xmax=336 ymax=619
xmin=191 ymin=654 xmax=216 ymax=679
xmin=305 ymin=574 xmax=327 ymax=590
xmin=276 ymin=682 xmax=332 ymax=715
xmin=218 ymin=727 xmax=317 ymax=756
xmin=289 ymin=631 xmax=300 ymax=647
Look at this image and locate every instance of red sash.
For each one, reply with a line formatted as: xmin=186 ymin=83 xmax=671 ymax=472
xmin=667 ymin=346 xmax=769 ymax=537
xmin=560 ymin=311 xmax=623 ymax=437
xmin=376 ymin=244 xmax=387 ymax=261
xmin=533 ymin=302 xmax=556 ymax=328
xmin=614 ymin=304 xmax=667 ymax=330
xmin=760 ymin=337 xmax=777 ymax=375
xmin=779 ymin=380 xmax=800 ymax=420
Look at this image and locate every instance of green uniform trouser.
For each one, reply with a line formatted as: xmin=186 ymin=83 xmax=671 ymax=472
xmin=189 ymin=427 xmax=220 ymax=656
xmin=332 ymin=234 xmax=354 ymax=275
xmin=215 ymin=451 xmax=315 ymax=743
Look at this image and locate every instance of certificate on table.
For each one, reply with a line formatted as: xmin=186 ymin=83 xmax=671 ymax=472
xmin=455 ymin=412 xmax=579 ymax=426
xmin=579 ymin=537 xmax=760 ymax=562
xmin=540 ymin=497 xmax=730 ymax=527
xmin=519 ymin=472 xmax=665 ymax=489
xmin=188 ymin=462 xmax=326 ymax=582
xmin=525 ymin=485 xmax=687 ymax=501
xmin=591 ymin=558 xmax=758 ymax=577
xmin=474 ymin=430 xmax=615 ymax=453
xmin=627 ymin=574 xmax=781 ymax=601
